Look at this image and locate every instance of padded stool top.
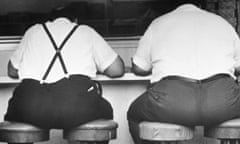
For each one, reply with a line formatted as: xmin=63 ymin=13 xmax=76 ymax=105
xmin=217 ymin=118 xmax=240 ymax=127
xmin=205 ymin=118 xmax=240 ymax=139
xmin=63 ymin=119 xmax=118 ymax=141
xmin=0 ymin=121 xmax=45 ymax=131
xmin=71 ymin=119 xmax=118 ymax=130
xmin=139 ymin=122 xmax=194 ymax=141
xmin=0 ymin=121 xmax=49 ymax=143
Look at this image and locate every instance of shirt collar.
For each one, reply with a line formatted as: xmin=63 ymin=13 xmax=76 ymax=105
xmin=175 ymin=4 xmax=200 ymax=12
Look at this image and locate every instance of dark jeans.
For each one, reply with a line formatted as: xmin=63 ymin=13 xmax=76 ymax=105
xmin=127 ymin=74 xmax=240 ymax=144
xmin=5 ymin=75 xmax=113 ymax=129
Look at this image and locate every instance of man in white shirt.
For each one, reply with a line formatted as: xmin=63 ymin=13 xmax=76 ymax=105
xmin=127 ymin=0 xmax=240 ymax=143
xmin=5 ymin=9 xmax=124 ymax=135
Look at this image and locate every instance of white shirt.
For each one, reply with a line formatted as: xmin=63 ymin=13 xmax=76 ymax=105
xmin=133 ymin=4 xmax=240 ymax=83
xmin=11 ymin=18 xmax=118 ymax=83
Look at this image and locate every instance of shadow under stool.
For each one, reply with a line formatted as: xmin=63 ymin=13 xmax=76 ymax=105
xmin=63 ymin=119 xmax=118 ymax=144
xmin=139 ymin=122 xmax=194 ymax=144
xmin=0 ymin=121 xmax=50 ymax=144
xmin=205 ymin=118 xmax=240 ymax=144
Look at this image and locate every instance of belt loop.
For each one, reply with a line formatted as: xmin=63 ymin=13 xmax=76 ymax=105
xmin=197 ymin=80 xmax=202 ymax=84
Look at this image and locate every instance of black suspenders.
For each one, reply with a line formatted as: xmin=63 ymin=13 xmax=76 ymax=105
xmin=41 ymin=23 xmax=79 ymax=83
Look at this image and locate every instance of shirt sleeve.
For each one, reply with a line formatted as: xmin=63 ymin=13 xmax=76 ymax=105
xmin=10 ymin=27 xmax=34 ymax=69
xmin=132 ymin=25 xmax=152 ymax=71
xmin=91 ymin=28 xmax=118 ymax=73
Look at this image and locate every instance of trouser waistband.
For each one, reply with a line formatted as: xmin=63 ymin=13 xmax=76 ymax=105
xmin=161 ymin=74 xmax=231 ymax=83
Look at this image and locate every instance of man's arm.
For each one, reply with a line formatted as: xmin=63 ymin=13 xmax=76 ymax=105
xmin=7 ymin=25 xmax=32 ymax=79
xmin=8 ymin=60 xmax=19 ymax=79
xmin=103 ymin=55 xmax=125 ymax=78
xmin=131 ymin=59 xmax=151 ymax=76
xmin=131 ymin=25 xmax=152 ymax=76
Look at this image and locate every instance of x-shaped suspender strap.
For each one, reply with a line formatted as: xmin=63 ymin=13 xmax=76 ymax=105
xmin=41 ymin=23 xmax=79 ymax=82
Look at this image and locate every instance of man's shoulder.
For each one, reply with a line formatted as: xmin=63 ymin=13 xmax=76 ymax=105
xmin=77 ymin=24 xmax=95 ymax=32
xmin=23 ymin=23 xmax=43 ymax=37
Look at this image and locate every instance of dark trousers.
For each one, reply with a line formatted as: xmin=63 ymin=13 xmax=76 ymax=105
xmin=5 ymin=75 xmax=113 ymax=129
xmin=127 ymin=74 xmax=240 ymax=144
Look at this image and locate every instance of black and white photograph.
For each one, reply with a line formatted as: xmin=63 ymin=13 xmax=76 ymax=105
xmin=0 ymin=0 xmax=239 ymax=144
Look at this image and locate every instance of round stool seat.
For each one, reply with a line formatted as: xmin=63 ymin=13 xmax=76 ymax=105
xmin=63 ymin=119 xmax=118 ymax=141
xmin=216 ymin=119 xmax=240 ymax=127
xmin=0 ymin=121 xmax=49 ymax=143
xmin=205 ymin=118 xmax=240 ymax=139
xmin=139 ymin=122 xmax=194 ymax=141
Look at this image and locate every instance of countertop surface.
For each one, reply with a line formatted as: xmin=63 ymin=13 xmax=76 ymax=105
xmin=0 ymin=73 xmax=151 ymax=84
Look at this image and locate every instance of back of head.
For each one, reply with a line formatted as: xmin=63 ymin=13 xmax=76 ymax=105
xmin=175 ymin=0 xmax=203 ymax=6
xmin=151 ymin=0 xmax=204 ymax=16
xmin=49 ymin=5 xmax=77 ymax=22
xmin=170 ymin=0 xmax=204 ymax=11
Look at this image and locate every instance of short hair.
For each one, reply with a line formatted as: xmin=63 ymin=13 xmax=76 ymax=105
xmin=49 ymin=5 xmax=77 ymax=22
xmin=151 ymin=0 xmax=205 ymax=15
xmin=174 ymin=0 xmax=204 ymax=7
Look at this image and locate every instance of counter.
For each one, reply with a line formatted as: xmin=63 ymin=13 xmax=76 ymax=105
xmin=0 ymin=73 xmax=150 ymax=84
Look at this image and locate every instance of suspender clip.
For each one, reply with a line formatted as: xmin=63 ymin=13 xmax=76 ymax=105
xmin=65 ymin=73 xmax=70 ymax=79
xmin=40 ymin=80 xmax=45 ymax=84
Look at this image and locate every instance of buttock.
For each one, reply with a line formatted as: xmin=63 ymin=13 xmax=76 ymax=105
xmin=147 ymin=75 xmax=240 ymax=126
xmin=148 ymin=79 xmax=199 ymax=109
xmin=149 ymin=74 xmax=239 ymax=111
xmin=199 ymin=76 xmax=240 ymax=125
xmin=201 ymin=75 xmax=238 ymax=108
xmin=144 ymin=79 xmax=201 ymax=125
xmin=5 ymin=75 xmax=112 ymax=129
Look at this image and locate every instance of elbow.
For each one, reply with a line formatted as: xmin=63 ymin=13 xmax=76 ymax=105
xmin=131 ymin=63 xmax=151 ymax=76
xmin=235 ymin=67 xmax=240 ymax=77
xmin=8 ymin=61 xmax=19 ymax=79
xmin=104 ymin=56 xmax=125 ymax=78
xmin=106 ymin=68 xmax=125 ymax=78
xmin=8 ymin=70 xmax=19 ymax=79
xmin=132 ymin=69 xmax=151 ymax=76
xmin=106 ymin=63 xmax=125 ymax=78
